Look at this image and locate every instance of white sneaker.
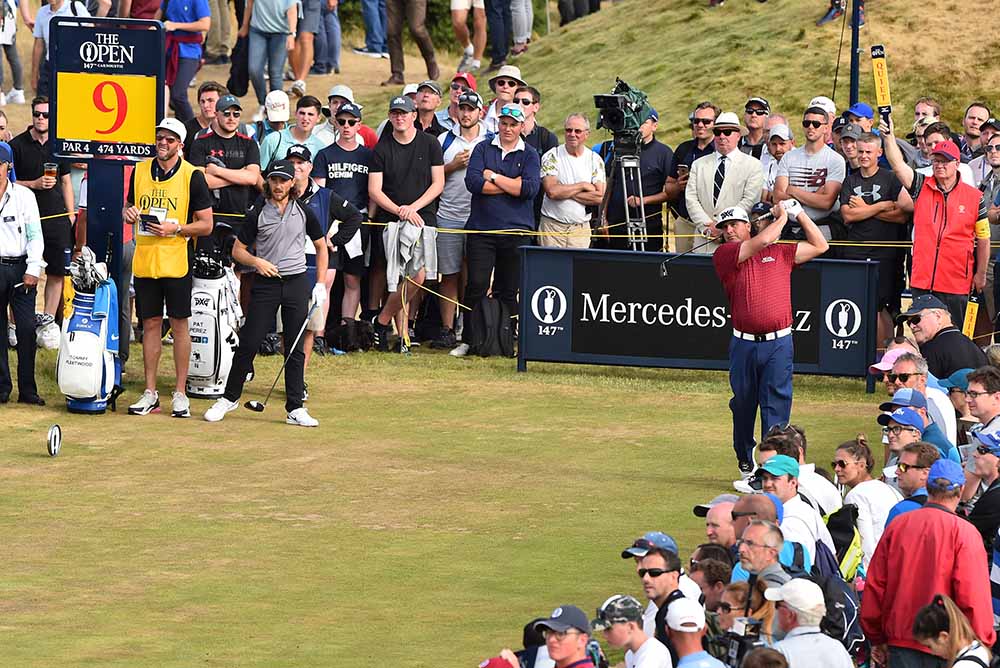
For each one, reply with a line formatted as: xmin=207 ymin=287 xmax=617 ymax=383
xmin=171 ymin=391 xmax=191 ymax=418
xmin=6 ymin=88 xmax=24 ymax=104
xmin=449 ymin=342 xmax=470 ymax=357
xmin=7 ymin=323 xmax=15 ymax=347
xmin=204 ymin=397 xmax=239 ymax=422
xmin=290 ymin=79 xmax=306 ymax=97
xmin=253 ymin=105 xmax=265 ymax=122
xmin=128 ymin=389 xmax=160 ymax=415
xmin=286 ymin=407 xmax=319 ymax=427
xmin=0 ymin=91 xmax=7 ymax=106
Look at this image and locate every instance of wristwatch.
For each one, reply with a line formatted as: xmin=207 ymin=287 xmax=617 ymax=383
xmin=489 ymin=173 xmax=497 ymax=184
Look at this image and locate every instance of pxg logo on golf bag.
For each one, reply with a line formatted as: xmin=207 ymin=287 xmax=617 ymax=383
xmin=531 ymin=286 xmax=567 ymax=325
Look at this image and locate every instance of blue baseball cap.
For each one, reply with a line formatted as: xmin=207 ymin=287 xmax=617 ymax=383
xmin=0 ymin=141 xmax=16 ymax=181
xmin=620 ymin=531 xmax=679 ymax=558
xmin=847 ymin=102 xmax=874 ymax=119
xmin=927 ymin=459 xmax=965 ymax=493
xmin=877 ymin=406 xmax=925 ymax=430
xmin=939 ymin=368 xmax=974 ymax=392
xmin=645 ymin=107 xmax=659 ymax=123
xmin=759 ymin=454 xmax=800 ymax=478
xmin=879 ymin=388 xmax=927 ymax=412
xmin=763 ymin=492 xmax=785 ymax=523
xmin=975 ymin=430 xmax=1000 ymax=456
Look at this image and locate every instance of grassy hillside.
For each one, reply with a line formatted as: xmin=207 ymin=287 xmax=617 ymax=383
xmin=387 ymin=0 xmax=1000 ymax=149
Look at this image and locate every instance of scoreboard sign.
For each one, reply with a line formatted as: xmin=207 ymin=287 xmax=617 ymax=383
xmin=49 ymin=17 xmax=164 ymax=161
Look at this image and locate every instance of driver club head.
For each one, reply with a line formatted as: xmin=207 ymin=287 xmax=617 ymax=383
xmin=244 ymin=400 xmax=266 ymax=412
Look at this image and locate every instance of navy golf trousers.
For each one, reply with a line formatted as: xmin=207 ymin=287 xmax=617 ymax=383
xmin=728 ymin=334 xmax=793 ymax=464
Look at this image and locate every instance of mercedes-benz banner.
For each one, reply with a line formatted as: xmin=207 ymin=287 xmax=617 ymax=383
xmin=518 ymin=247 xmax=878 ymax=376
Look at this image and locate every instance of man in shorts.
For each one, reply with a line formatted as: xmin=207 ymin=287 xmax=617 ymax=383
xmin=123 ymin=118 xmax=213 ymax=417
xmin=451 ymin=0 xmax=485 ymax=73
xmin=288 ymin=0 xmax=323 ymax=97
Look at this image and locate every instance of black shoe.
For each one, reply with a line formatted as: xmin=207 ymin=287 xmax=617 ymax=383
xmin=18 ymin=394 xmax=45 ymax=406
xmin=313 ymin=336 xmax=328 ymax=355
xmin=371 ymin=316 xmax=391 ymax=352
xmin=738 ymin=460 xmax=754 ymax=475
xmin=430 ymin=328 xmax=457 ymax=350
xmin=484 ymin=60 xmax=505 ymax=73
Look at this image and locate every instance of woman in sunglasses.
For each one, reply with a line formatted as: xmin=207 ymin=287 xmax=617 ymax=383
xmin=718 ymin=580 xmax=776 ymax=646
xmin=832 ymin=436 xmax=902 ymax=569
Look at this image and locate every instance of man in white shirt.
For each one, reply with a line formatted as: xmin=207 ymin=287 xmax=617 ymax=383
xmin=539 ymin=112 xmax=606 ymax=248
xmin=768 ymin=580 xmax=853 ymax=668
xmin=889 ymin=353 xmax=957 ymax=445
xmin=592 ymin=594 xmax=672 ymax=668
xmin=759 ymin=455 xmax=836 ymax=562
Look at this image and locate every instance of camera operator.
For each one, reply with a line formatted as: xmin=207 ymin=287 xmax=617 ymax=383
xmin=767 ymin=580 xmax=853 ymax=668
xmin=595 ymin=107 xmax=673 ymax=251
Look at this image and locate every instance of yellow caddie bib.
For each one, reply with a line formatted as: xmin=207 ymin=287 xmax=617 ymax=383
xmin=132 ymin=159 xmax=196 ymax=278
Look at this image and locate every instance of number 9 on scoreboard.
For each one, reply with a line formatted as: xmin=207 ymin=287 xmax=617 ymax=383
xmin=55 ymin=72 xmax=156 ymax=144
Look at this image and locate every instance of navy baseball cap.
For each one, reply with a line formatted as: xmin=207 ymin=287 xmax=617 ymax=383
xmin=620 ymin=531 xmax=679 ymax=558
xmin=265 ymin=159 xmax=295 ymax=180
xmin=285 ymin=144 xmax=312 ymax=162
xmin=645 ymin=107 xmax=659 ymax=123
xmin=878 ymin=388 xmax=928 ymax=412
xmin=927 ymin=459 xmax=965 ymax=492
xmin=457 ymin=91 xmax=483 ymax=110
xmin=900 ymin=294 xmax=949 ymax=317
xmin=389 ymin=96 xmax=415 ymax=113
xmin=0 ymin=141 xmax=16 ymax=181
xmin=534 ymin=605 xmax=590 ymax=634
xmin=336 ymin=102 xmax=362 ymax=119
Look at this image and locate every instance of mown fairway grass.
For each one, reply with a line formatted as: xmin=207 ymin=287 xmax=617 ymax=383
xmin=2 ymin=346 xmax=874 ymax=667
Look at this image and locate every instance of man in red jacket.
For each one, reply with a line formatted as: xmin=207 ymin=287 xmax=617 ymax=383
xmin=882 ymin=116 xmax=990 ymax=326
xmin=861 ymin=458 xmax=996 ymax=668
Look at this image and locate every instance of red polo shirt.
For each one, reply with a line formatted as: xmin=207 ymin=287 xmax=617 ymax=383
xmin=713 ymin=240 xmax=797 ymax=335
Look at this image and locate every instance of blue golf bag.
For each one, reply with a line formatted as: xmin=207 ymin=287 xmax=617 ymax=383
xmin=56 ymin=279 xmax=123 ymax=413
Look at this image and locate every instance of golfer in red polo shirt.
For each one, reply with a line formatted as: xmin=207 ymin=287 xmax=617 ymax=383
xmin=712 ymin=200 xmax=829 ymax=478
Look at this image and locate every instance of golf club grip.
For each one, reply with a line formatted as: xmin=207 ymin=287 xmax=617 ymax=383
xmin=260 ymin=301 xmax=320 ymax=405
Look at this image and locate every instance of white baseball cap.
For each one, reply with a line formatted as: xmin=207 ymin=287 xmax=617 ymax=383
xmin=763 ymin=579 xmax=826 ymax=615
xmin=666 ymin=597 xmax=706 ymax=632
xmin=327 ymin=84 xmax=355 ymax=103
xmin=808 ymin=96 xmax=837 ymax=117
xmin=155 ymin=117 xmax=187 ymax=143
xmin=265 ymin=90 xmax=290 ymax=122
xmin=402 ymin=83 xmax=419 ymax=97
xmin=715 ymin=206 xmax=750 ymax=230
xmin=769 ymin=124 xmax=792 ymax=141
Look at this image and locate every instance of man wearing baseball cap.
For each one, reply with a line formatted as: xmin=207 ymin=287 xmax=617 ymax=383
xmin=621 ymin=531 xmax=704 ymax=632
xmin=255 ymin=90 xmax=290 ymax=144
xmin=740 ymin=97 xmax=770 ymax=159
xmin=189 ymin=94 xmax=262 ymax=269
xmin=436 ymin=72 xmax=477 ymax=132
xmin=204 ymin=159 xmax=329 ymax=427
xmin=769 ymin=580 xmax=853 ymax=668
xmin=592 ymin=594 xmax=670 ymax=668
xmin=665 ymin=597 xmax=725 ymax=668
xmin=862 ymin=458 xmax=995 ymax=668
xmin=773 ymin=103 xmax=846 ymax=241
xmin=845 ymin=102 xmax=875 ymax=132
xmin=897 ymin=294 xmax=987 ymax=376
xmin=413 ymin=80 xmax=447 ymax=136
xmin=882 ymin=113 xmax=991 ymax=325
xmin=758 ymin=455 xmax=836 ymax=562
xmin=313 ymin=85 xmax=376 ymax=148
xmin=368 ymin=94 xmax=445 ymax=352
xmin=714 ymin=199 xmax=828 ymax=480
xmin=431 ymin=90 xmax=487 ymax=351
xmin=686 ymin=111 xmax=764 ymax=253
xmin=124 ymin=117 xmax=214 ymax=418
xmin=533 ymin=606 xmax=595 ymax=668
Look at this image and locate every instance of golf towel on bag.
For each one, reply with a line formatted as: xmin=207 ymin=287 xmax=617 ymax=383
xmin=383 ymin=221 xmax=438 ymax=292
xmin=56 ymin=280 xmax=121 ymax=413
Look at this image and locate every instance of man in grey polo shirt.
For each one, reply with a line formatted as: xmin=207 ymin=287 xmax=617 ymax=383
xmin=204 ymin=159 xmax=329 ymax=427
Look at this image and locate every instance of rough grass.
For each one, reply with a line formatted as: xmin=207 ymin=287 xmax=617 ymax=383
xmin=1 ymin=346 xmax=875 ymax=667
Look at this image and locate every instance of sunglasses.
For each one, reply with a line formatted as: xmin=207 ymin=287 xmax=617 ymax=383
xmin=336 ymin=118 xmax=359 ymax=126
xmin=717 ymin=602 xmax=733 ymax=613
xmin=802 ymin=120 xmax=824 ymax=129
xmin=831 ymin=459 xmax=855 ymax=469
xmin=745 ymin=108 xmax=768 ymax=116
xmin=977 ymin=444 xmax=999 ymax=455
xmin=450 ymin=82 xmax=469 ymax=91
xmin=886 ymin=425 xmax=920 ymax=435
xmin=692 ymin=118 xmax=714 ymax=126
xmin=968 ymin=390 xmax=994 ymax=399
xmin=985 ymin=145 xmax=1000 ymax=153
xmin=896 ymin=462 xmax=928 ymax=473
xmin=887 ymin=372 xmax=924 ymax=383
xmin=514 ymin=97 xmax=534 ymax=106
xmin=33 ymin=111 xmax=49 ymax=118
xmin=907 ymin=315 xmax=922 ymax=326
xmin=221 ymin=110 xmax=242 ymax=118
xmin=564 ymin=128 xmax=587 ymax=134
xmin=714 ymin=128 xmax=739 ymax=137
xmin=494 ymin=78 xmax=518 ymax=88
xmin=638 ymin=568 xmax=676 ymax=578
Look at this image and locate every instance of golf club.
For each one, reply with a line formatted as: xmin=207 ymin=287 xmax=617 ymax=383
xmin=659 ymin=238 xmax=718 ymax=278
xmin=245 ymin=301 xmax=318 ymax=412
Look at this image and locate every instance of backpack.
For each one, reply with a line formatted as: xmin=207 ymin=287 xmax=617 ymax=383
xmin=467 ymin=297 xmax=515 ymax=358
xmin=956 ymin=654 xmax=1000 ymax=668
xmin=226 ymin=35 xmax=249 ymax=97
xmin=824 ymin=503 xmax=865 ymax=581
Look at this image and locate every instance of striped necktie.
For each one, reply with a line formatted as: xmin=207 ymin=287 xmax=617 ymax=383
xmin=713 ymin=155 xmax=726 ymax=206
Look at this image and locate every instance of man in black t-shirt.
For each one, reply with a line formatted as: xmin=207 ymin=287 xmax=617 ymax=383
xmin=840 ymin=132 xmax=913 ymax=343
xmin=597 ymin=107 xmax=673 ymax=251
xmin=189 ymin=94 xmax=262 ymax=266
xmin=664 ymin=102 xmax=718 ymax=252
xmin=367 ymin=95 xmax=444 ymax=351
xmin=10 ymin=96 xmax=74 ymax=331
xmin=312 ymin=102 xmax=372 ymax=213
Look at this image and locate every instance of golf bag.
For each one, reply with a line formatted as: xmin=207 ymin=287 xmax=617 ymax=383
xmin=187 ymin=250 xmax=243 ymax=398
xmin=56 ymin=248 xmax=123 ymax=414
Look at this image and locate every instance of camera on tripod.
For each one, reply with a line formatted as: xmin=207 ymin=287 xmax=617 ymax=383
xmin=593 ymin=78 xmax=648 ymax=157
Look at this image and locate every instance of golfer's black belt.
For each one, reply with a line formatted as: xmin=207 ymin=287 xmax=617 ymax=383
xmin=0 ymin=255 xmax=26 ymax=265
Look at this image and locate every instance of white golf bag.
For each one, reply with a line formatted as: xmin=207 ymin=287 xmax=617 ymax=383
xmin=187 ymin=251 xmax=243 ymax=398
xmin=56 ymin=248 xmax=123 ymax=414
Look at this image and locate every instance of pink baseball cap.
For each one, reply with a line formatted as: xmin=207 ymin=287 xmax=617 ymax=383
xmin=869 ymin=348 xmax=908 ymax=375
